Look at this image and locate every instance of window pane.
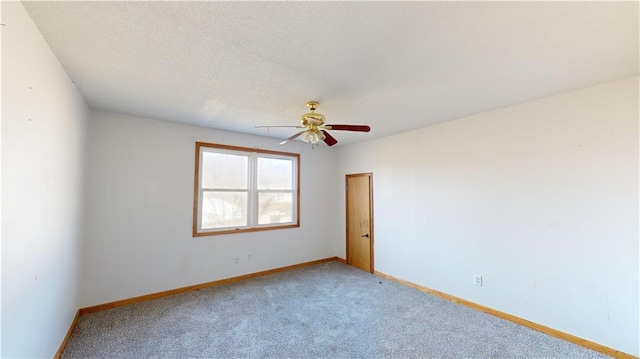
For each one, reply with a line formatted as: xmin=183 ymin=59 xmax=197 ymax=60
xmin=257 ymin=158 xmax=293 ymax=190
xmin=202 ymin=152 xmax=248 ymax=189
xmin=202 ymin=192 xmax=247 ymax=229
xmin=258 ymin=192 xmax=293 ymax=225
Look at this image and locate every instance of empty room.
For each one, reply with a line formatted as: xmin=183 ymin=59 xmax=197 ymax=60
xmin=2 ymin=1 xmax=638 ymax=358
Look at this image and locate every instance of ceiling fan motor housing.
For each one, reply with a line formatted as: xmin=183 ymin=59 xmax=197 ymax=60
xmin=301 ymin=112 xmax=325 ymax=127
xmin=301 ymin=101 xmax=325 ymax=127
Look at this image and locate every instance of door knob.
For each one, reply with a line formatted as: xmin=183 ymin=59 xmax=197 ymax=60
xmin=361 ymin=234 xmax=370 ymax=238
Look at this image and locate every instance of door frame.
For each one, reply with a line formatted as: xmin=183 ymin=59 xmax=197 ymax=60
xmin=345 ymin=172 xmax=374 ymax=273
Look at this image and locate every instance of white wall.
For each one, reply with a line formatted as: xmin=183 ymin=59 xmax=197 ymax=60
xmin=80 ymin=111 xmax=341 ymax=307
xmin=336 ymin=77 xmax=639 ymax=355
xmin=1 ymin=2 xmax=89 ymax=357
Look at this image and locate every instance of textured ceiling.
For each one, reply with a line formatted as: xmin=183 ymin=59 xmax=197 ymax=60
xmin=22 ymin=1 xmax=639 ymax=146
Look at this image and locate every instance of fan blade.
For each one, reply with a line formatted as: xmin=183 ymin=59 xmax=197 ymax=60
xmin=325 ymin=124 xmax=371 ymax=132
xmin=321 ymin=130 xmax=338 ymax=146
xmin=256 ymin=125 xmax=305 ymax=128
xmin=279 ymin=131 xmax=305 ymax=145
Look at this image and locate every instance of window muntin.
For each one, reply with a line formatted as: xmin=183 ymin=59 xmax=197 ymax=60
xmin=194 ymin=142 xmax=299 ymax=236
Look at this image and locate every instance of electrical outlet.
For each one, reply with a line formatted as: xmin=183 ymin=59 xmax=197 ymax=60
xmin=474 ymin=275 xmax=483 ymax=287
xmin=234 ymin=256 xmax=240 ymax=264
xmin=247 ymin=252 xmax=253 ymax=262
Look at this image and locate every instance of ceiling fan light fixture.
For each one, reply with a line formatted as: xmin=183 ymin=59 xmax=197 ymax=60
xmin=301 ymin=130 xmax=324 ymax=145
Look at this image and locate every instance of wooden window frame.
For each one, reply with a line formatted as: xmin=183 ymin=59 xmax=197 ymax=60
xmin=193 ymin=142 xmax=300 ymax=237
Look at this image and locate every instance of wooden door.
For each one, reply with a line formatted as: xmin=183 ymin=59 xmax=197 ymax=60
xmin=346 ymin=173 xmax=373 ymax=273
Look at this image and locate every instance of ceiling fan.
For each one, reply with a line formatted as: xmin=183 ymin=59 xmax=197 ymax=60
xmin=256 ymin=101 xmax=371 ymax=147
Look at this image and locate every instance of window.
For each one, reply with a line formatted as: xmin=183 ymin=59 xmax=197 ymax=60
xmin=193 ymin=142 xmax=300 ymax=236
